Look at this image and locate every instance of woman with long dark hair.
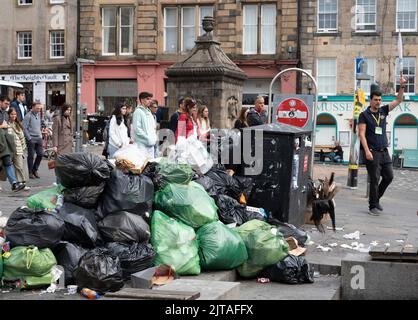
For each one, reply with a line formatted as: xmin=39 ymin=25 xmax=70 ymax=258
xmin=52 ymin=103 xmax=73 ymax=155
xmin=197 ymin=105 xmax=211 ymax=138
xmin=234 ymin=107 xmax=249 ymax=129
xmin=108 ymin=102 xmax=130 ymax=158
xmin=7 ymin=107 xmax=29 ymax=190
xmin=175 ymin=97 xmax=200 ymax=143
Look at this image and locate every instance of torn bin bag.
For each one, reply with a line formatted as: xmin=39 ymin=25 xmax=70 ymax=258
xmin=4 ymin=207 xmax=65 ymax=249
xmin=215 ymin=195 xmax=247 ymax=226
xmin=98 ymin=211 xmax=150 ymax=244
xmin=106 ymin=242 xmax=155 ymax=280
xmin=59 ymin=203 xmax=103 ymax=248
xmin=53 ymin=242 xmax=88 ymax=285
xmin=55 ymin=152 xmax=111 ymax=188
xmin=98 ymin=169 xmax=154 ymax=219
xmin=260 ymin=255 xmax=314 ymax=284
xmin=63 ymin=183 xmax=105 ymax=209
xmin=74 ymin=248 xmax=124 ymax=294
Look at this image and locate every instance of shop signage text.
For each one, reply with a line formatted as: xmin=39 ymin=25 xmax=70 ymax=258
xmin=0 ymin=73 xmax=70 ymax=83
xmin=317 ymin=102 xmax=412 ymax=113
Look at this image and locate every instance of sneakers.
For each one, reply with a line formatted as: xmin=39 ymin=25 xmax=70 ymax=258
xmin=12 ymin=182 xmax=25 ymax=192
xmin=375 ymin=203 xmax=383 ymax=211
xmin=23 ymin=186 xmax=31 ymax=191
xmin=368 ymin=208 xmax=381 ymax=216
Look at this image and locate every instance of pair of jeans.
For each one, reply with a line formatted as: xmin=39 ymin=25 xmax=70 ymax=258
xmin=27 ymin=136 xmax=43 ymax=174
xmin=2 ymin=155 xmax=17 ymax=185
xmin=108 ymin=144 xmax=119 ymax=159
xmin=365 ymin=149 xmax=394 ymax=209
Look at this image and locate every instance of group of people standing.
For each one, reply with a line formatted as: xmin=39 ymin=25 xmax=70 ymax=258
xmin=0 ymin=91 xmax=74 ymax=192
xmin=105 ymin=93 xmax=213 ymax=160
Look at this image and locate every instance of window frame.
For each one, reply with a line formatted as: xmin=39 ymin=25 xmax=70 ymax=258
xmin=18 ymin=0 xmax=33 ymax=6
xmin=395 ymin=56 xmax=416 ymax=94
xmin=49 ymin=0 xmax=65 ymax=4
xmin=317 ymin=58 xmax=337 ymax=96
xmin=396 ymin=0 xmax=418 ymax=32
xmin=163 ymin=5 xmax=214 ymax=54
xmin=17 ymin=31 xmax=33 ymax=60
xmin=317 ymin=0 xmax=339 ymax=33
xmin=242 ymin=3 xmax=277 ymax=55
xmin=119 ymin=7 xmax=134 ymax=55
xmin=50 ymin=30 xmax=65 ymax=59
xmin=355 ymin=0 xmax=377 ymax=32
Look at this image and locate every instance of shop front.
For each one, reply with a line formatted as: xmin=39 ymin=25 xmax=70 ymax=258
xmin=0 ymin=73 xmax=73 ymax=108
xmin=80 ymin=62 xmax=171 ymax=115
xmin=316 ymin=97 xmax=418 ymax=163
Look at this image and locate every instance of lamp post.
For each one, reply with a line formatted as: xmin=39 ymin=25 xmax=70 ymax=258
xmin=347 ymin=57 xmax=371 ymax=188
xmin=75 ymin=58 xmax=95 ymax=152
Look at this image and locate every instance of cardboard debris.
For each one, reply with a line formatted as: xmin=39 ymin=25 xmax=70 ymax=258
xmin=317 ymin=245 xmax=332 ymax=252
xmin=286 ymin=237 xmax=307 ymax=256
xmin=131 ymin=265 xmax=178 ymax=289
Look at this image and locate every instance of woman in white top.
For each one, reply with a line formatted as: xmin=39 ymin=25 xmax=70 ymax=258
xmin=197 ymin=105 xmax=211 ymax=141
xmin=108 ymin=103 xmax=130 ymax=159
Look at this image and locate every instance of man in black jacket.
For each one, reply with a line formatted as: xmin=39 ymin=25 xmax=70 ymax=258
xmin=247 ymin=96 xmax=268 ymax=127
xmin=10 ymin=90 xmax=27 ymax=122
xmin=169 ymin=97 xmax=185 ymax=133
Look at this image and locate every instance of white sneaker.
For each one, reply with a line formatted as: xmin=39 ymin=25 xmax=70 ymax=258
xmin=24 ymin=186 xmax=31 ymax=191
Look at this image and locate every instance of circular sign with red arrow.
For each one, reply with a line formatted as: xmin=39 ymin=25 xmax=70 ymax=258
xmin=276 ymin=98 xmax=309 ymax=128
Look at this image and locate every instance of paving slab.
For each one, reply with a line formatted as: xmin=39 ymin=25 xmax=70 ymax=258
xmin=155 ymin=279 xmax=240 ymax=300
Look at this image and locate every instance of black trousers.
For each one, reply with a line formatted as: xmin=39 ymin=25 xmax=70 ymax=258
xmin=365 ymin=149 xmax=393 ymax=209
xmin=27 ymin=136 xmax=44 ymax=174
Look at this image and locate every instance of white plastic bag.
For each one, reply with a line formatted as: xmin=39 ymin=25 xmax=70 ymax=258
xmin=172 ymin=136 xmax=213 ymax=174
xmin=114 ymin=144 xmax=148 ymax=168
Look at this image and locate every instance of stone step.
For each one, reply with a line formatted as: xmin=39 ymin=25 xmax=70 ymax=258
xmin=155 ymin=279 xmax=240 ymax=300
xmin=181 ymin=270 xmax=238 ymax=282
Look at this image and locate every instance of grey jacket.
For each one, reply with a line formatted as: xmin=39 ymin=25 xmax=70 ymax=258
xmin=23 ymin=110 xmax=42 ymax=141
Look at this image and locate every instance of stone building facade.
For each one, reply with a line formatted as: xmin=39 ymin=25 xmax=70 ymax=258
xmin=300 ymin=0 xmax=418 ymax=161
xmin=78 ymin=0 xmax=300 ymax=117
xmin=0 ymin=0 xmax=77 ymax=109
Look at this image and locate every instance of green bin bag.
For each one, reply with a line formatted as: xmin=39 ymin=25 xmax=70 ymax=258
xmin=27 ymin=185 xmax=64 ymax=210
xmin=2 ymin=246 xmax=57 ymax=280
xmin=154 ymin=182 xmax=218 ymax=229
xmin=197 ymin=221 xmax=248 ymax=270
xmin=151 ymin=210 xmax=200 ymax=275
xmin=157 ymin=158 xmax=193 ymax=186
xmin=236 ymin=220 xmax=289 ymax=278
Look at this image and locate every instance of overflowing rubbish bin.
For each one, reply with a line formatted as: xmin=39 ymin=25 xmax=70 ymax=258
xmin=241 ymin=123 xmax=312 ymax=227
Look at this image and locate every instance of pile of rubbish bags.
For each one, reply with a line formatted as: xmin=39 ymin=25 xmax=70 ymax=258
xmin=0 ymin=147 xmax=314 ymax=296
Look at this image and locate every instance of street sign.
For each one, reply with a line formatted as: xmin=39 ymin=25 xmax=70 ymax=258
xmin=356 ymin=58 xmax=364 ymax=75
xmin=275 ymin=98 xmax=309 ymax=128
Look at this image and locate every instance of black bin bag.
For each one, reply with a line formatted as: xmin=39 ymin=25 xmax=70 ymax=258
xmin=74 ymin=248 xmax=124 ymax=294
xmin=63 ymin=183 xmax=105 ymax=209
xmin=215 ymin=195 xmax=247 ymax=226
xmin=4 ymin=207 xmax=65 ymax=249
xmin=53 ymin=242 xmax=88 ymax=285
xmin=260 ymin=255 xmax=314 ymax=284
xmin=98 ymin=169 xmax=154 ymax=219
xmin=59 ymin=202 xmax=103 ymax=248
xmin=55 ymin=152 xmax=111 ymax=188
xmin=106 ymin=242 xmax=155 ymax=280
xmin=98 ymin=211 xmax=150 ymax=244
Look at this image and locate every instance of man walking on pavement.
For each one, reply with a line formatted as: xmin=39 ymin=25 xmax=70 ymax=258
xmin=133 ymin=92 xmax=157 ymax=159
xmin=0 ymin=96 xmax=10 ymax=125
xmin=23 ymin=102 xmax=44 ymax=179
xmin=247 ymin=95 xmax=268 ymax=127
xmin=358 ymin=75 xmax=407 ymax=216
xmin=10 ymin=90 xmax=27 ymax=122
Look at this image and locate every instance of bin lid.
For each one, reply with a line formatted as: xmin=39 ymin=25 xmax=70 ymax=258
xmin=242 ymin=122 xmax=312 ymax=135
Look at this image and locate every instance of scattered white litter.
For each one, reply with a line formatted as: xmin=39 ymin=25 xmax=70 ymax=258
xmin=314 ymin=271 xmax=321 ymax=278
xmin=327 ymin=226 xmax=344 ymax=231
xmin=405 ymin=244 xmax=414 ymax=248
xmin=317 ymin=245 xmax=332 ymax=252
xmin=307 ymin=241 xmax=315 ymax=246
xmin=0 ymin=217 xmax=8 ymax=228
xmin=329 ymin=243 xmax=338 ymax=247
xmin=340 ymin=244 xmax=353 ymax=250
xmin=396 ymin=240 xmax=405 ymax=243
xmin=385 ymin=243 xmax=391 ymax=246
xmin=343 ymin=231 xmax=360 ymax=240
xmin=370 ymin=241 xmax=379 ymax=246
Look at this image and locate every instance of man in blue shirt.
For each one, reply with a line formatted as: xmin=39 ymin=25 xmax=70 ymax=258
xmin=358 ymin=76 xmax=407 ymax=216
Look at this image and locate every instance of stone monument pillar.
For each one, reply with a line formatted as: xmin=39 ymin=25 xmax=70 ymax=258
xmin=165 ymin=17 xmax=247 ymax=129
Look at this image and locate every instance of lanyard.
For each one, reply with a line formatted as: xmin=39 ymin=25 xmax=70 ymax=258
xmin=371 ymin=113 xmax=380 ymax=127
